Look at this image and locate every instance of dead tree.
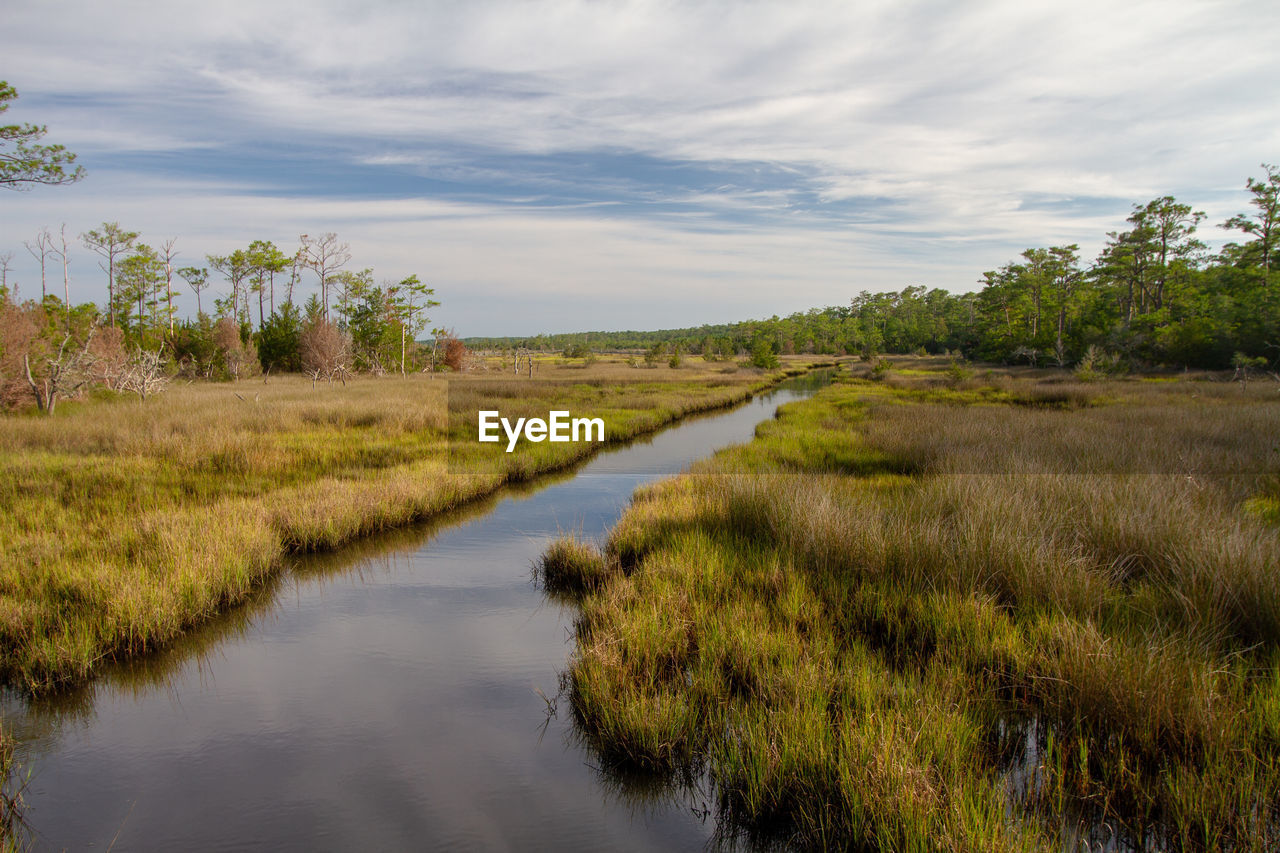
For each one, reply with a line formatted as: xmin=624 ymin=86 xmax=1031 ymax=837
xmin=299 ymin=233 xmax=351 ymax=321
xmin=23 ymin=327 xmax=96 ymax=414
xmin=118 ymin=347 xmax=170 ymax=400
xmin=23 ymin=227 xmax=53 ymax=301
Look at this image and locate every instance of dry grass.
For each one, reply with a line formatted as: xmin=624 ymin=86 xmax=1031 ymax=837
xmin=0 ymin=355 xmax=828 ymax=692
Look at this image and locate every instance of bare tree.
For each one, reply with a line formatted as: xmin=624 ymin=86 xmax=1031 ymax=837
xmin=286 ymin=246 xmax=304 ymax=305
xmin=299 ymin=232 xmax=351 ymax=321
xmin=23 ymin=327 xmax=97 ymax=414
xmin=0 ymin=250 xmax=14 ymax=297
xmin=45 ymin=223 xmax=74 ymax=328
xmin=118 ymin=347 xmax=169 ymax=400
xmin=23 ymin=226 xmax=53 ymax=300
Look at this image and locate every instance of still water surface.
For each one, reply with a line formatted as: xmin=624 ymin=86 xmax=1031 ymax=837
xmin=5 ymin=372 xmax=832 ymax=851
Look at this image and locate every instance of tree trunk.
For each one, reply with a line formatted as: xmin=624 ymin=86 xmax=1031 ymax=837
xmin=23 ymin=354 xmax=49 ymax=412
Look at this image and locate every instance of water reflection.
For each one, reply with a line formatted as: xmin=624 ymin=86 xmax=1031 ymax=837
xmin=4 ymin=370 xmax=835 ymax=852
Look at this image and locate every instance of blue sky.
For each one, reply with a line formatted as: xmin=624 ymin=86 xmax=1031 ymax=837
xmin=2 ymin=0 xmax=1278 ymax=336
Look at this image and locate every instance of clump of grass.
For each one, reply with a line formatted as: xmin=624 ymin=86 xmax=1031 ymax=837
xmin=536 ymin=536 xmax=616 ymax=597
xmin=0 ymin=724 xmax=27 ymax=850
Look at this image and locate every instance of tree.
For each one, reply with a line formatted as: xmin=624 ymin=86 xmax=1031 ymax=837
xmin=300 ymin=317 xmax=351 ymax=385
xmin=1223 ymin=164 xmax=1280 ymax=289
xmin=81 ymin=222 xmax=139 ymax=329
xmin=299 ymin=232 xmax=351 ymax=320
xmin=177 ymin=265 xmax=210 ymax=317
xmin=440 ymin=329 xmax=467 ymax=371
xmin=246 ymin=239 xmax=289 ymax=323
xmin=257 ymin=303 xmax=303 ymax=373
xmin=339 ymin=272 xmax=401 ymax=373
xmin=169 ymin=315 xmax=218 ymax=378
xmin=117 ymin=347 xmax=169 ymax=400
xmin=0 ymin=251 xmax=13 ymax=299
xmin=387 ymin=274 xmax=439 ymax=374
xmin=3 ymin=298 xmax=99 ymax=414
xmin=213 ymin=316 xmax=256 ymax=381
xmin=158 ymin=238 xmax=179 ymax=336
xmin=285 ymin=246 xmax=305 ymax=306
xmin=1097 ymin=223 xmax=1154 ymax=329
xmin=53 ymin=224 xmax=73 ymax=328
xmin=749 ymin=335 xmax=779 ymax=369
xmin=1131 ymin=196 xmax=1205 ymax=312
xmin=114 ymin=245 xmax=165 ymax=343
xmin=330 ymin=267 xmax=373 ymax=325
xmin=0 ymin=81 xmax=84 ymax=189
xmin=207 ymin=249 xmax=251 ymax=324
xmin=23 ymin=226 xmax=53 ymax=300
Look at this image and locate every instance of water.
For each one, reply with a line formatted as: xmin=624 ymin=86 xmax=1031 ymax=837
xmin=3 ymin=371 xmax=833 ymax=851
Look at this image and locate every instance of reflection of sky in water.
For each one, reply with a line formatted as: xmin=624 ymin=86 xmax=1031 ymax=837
xmin=8 ymin=379 xmax=825 ymax=851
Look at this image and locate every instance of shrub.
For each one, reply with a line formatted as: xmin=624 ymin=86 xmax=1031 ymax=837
xmin=299 ymin=318 xmax=350 ymax=383
xmin=749 ymin=338 xmax=778 ymax=369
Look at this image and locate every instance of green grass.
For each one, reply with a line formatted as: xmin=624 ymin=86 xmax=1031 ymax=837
xmin=0 ymin=355 xmax=830 ymax=692
xmin=546 ymin=361 xmax=1280 ymax=850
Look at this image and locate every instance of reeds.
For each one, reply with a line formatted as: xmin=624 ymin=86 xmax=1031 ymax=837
xmin=0 ymin=358 xmax=816 ymax=691
xmin=552 ymin=364 xmax=1280 ymax=850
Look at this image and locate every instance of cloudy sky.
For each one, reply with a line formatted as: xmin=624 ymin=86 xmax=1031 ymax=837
xmin=2 ymin=0 xmax=1277 ymax=336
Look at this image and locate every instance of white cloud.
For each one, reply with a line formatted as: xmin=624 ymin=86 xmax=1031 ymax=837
xmin=2 ymin=0 xmax=1277 ymax=332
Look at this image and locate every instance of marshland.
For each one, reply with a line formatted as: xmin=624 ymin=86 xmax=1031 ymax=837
xmin=0 ymin=359 xmax=836 ymax=849
xmin=0 ymin=356 xmax=818 ymax=692
xmin=541 ymin=358 xmax=1280 ymax=851
xmin=2 ymin=48 xmax=1278 ymax=848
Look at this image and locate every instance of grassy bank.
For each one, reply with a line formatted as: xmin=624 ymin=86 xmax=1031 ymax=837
xmin=543 ymin=358 xmax=1280 ymax=850
xmin=0 ymin=355 xmax=826 ymax=692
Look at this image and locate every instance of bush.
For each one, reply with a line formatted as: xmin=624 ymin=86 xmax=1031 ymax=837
xmin=170 ymin=316 xmax=218 ymax=379
xmin=749 ymin=338 xmax=778 ymax=369
xmin=257 ymin=303 xmax=303 ymax=373
xmin=431 ymin=328 xmax=467 ymax=373
xmin=299 ymin=318 xmax=349 ymax=382
xmin=214 ymin=317 xmax=258 ymax=381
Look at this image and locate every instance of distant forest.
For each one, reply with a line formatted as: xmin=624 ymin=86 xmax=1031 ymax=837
xmin=471 ymin=165 xmax=1279 ymax=371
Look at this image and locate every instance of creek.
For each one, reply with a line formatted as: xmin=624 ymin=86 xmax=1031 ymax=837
xmin=5 ymin=370 xmax=834 ymax=851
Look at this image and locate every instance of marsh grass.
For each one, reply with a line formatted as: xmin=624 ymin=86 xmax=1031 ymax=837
xmin=0 ymin=725 xmax=25 ymax=851
xmin=536 ymin=537 xmax=620 ymax=600
xmin=0 ymin=356 xmax=826 ymax=692
xmin=550 ymin=361 xmax=1280 ymax=850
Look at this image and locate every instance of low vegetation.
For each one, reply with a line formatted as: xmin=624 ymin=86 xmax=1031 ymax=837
xmin=0 ymin=355 xmax=824 ymax=693
xmin=543 ymin=357 xmax=1280 ymax=850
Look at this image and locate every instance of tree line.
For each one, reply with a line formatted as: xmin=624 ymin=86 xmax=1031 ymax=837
xmin=0 ymin=225 xmax=464 ymax=413
xmin=475 ymin=165 xmax=1279 ymax=372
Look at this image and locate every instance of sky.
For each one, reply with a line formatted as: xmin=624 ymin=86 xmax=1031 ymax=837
xmin=1 ymin=0 xmax=1278 ymax=336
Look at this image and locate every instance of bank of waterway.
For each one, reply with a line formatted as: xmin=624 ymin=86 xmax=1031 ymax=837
xmin=3 ymin=370 xmax=834 ymax=851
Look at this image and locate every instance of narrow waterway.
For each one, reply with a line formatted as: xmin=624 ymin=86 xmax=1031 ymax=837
xmin=5 ymin=371 xmax=833 ymax=851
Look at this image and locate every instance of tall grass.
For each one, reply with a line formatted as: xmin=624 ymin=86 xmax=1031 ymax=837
xmin=0 ymin=724 xmax=26 ymax=851
xmin=548 ymin=363 xmax=1280 ymax=850
xmin=0 ymin=357 xmax=823 ymax=692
